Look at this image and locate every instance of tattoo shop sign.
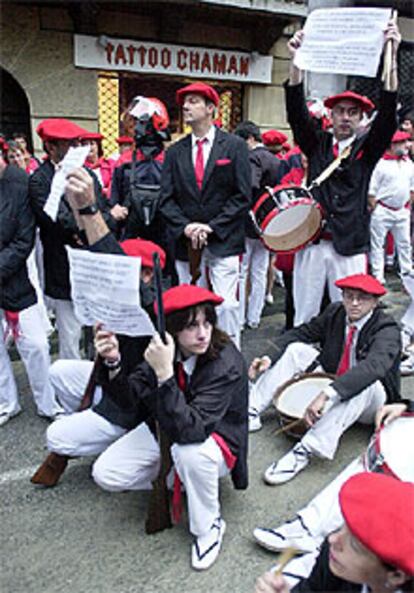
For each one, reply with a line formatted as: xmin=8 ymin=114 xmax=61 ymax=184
xmin=74 ymin=34 xmax=272 ymax=84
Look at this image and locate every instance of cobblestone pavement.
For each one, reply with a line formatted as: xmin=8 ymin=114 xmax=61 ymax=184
xmin=2 ymin=271 xmax=413 ymax=593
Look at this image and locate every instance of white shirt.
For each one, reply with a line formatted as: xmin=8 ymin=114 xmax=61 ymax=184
xmin=324 ymin=310 xmax=374 ymax=406
xmin=333 ymin=134 xmax=356 ymax=155
xmin=191 ymin=125 xmax=216 ymax=169
xmin=369 ymin=156 xmax=414 ymax=209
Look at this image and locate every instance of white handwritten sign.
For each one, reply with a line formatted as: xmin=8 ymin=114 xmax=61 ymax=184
xmin=43 ymin=145 xmax=90 ymax=221
xmin=294 ymin=7 xmax=391 ymax=77
xmin=67 ymin=248 xmax=155 ymax=337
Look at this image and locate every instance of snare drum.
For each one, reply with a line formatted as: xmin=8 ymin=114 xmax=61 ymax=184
xmin=364 ymin=413 xmax=414 ymax=482
xmin=272 ymin=373 xmax=334 ymax=438
xmin=251 ymin=184 xmax=322 ymax=253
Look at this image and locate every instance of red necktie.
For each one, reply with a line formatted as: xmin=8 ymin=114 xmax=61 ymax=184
xmin=175 ymin=361 xmax=187 ymax=392
xmin=337 ymin=325 xmax=357 ymax=376
xmin=195 ymin=138 xmax=207 ymax=189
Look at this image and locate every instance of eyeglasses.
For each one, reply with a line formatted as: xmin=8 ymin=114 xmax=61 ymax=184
xmin=343 ymin=291 xmax=375 ymax=303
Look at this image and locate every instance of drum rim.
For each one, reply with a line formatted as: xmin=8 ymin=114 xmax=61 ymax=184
xmin=273 ymin=371 xmax=336 ymax=411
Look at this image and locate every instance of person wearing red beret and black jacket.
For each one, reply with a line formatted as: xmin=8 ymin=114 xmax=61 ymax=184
xmin=285 ymin=22 xmax=401 ymax=326
xmin=248 ymin=274 xmax=401 ymax=485
xmin=29 ymin=132 xmax=116 ymax=359
xmin=92 ymin=286 xmax=248 ymax=570
xmin=160 ymin=82 xmax=251 ymax=347
xmin=0 ymin=158 xmax=61 ymax=425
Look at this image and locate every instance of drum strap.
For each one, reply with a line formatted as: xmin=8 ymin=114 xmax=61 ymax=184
xmin=304 ymin=357 xmax=321 ymax=374
xmin=308 ymin=145 xmax=352 ymax=191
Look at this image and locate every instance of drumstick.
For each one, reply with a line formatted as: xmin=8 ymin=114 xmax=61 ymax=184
xmin=273 ymin=418 xmax=303 ymax=436
xmin=272 ymin=547 xmax=300 ymax=576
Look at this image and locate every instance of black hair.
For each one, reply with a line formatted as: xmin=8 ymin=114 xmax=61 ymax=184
xmin=165 ymin=302 xmax=230 ymax=360
xmin=234 ymin=120 xmax=262 ymax=142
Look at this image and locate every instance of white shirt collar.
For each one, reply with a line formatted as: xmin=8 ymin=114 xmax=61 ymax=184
xmin=335 ymin=134 xmax=356 ymax=154
xmin=176 ymin=353 xmax=197 ymax=378
xmin=191 ymin=125 xmax=216 ymax=149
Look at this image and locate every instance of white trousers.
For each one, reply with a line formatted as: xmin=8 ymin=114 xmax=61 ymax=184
xmin=49 ymin=298 xmax=82 ymax=360
xmin=0 ymin=306 xmax=60 ymax=417
xmin=271 ymin=457 xmax=364 ymax=587
xmin=370 ymin=205 xmax=412 ymax=282
xmin=176 ymin=251 xmax=241 ymax=348
xmin=249 ymin=343 xmax=386 ymax=459
xmin=293 ymin=241 xmax=367 ymax=326
xmin=48 ymin=410 xmax=230 ymax=537
xmin=48 ymin=359 xmax=102 ymax=413
xmin=239 ymin=238 xmax=269 ymax=326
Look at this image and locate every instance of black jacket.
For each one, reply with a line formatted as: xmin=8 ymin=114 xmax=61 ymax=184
xmin=29 ymin=160 xmax=116 ymax=299
xmin=160 ymin=128 xmax=252 ymax=260
xmin=285 ymin=83 xmax=398 ymax=256
xmin=271 ymin=302 xmax=401 ymax=403
xmin=0 ymin=166 xmax=36 ymax=312
xmin=292 ymin=540 xmax=361 ymax=592
xmin=247 ymin=145 xmax=280 ymax=238
xmin=97 ymin=340 xmax=249 ymax=489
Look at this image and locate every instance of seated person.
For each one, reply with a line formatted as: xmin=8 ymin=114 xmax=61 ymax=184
xmin=49 ymin=283 xmax=248 ymax=571
xmin=254 ymin=472 xmax=414 ymax=592
xmin=253 ymin=401 xmax=414 ymax=587
xmin=248 ymin=274 xmax=401 ymax=485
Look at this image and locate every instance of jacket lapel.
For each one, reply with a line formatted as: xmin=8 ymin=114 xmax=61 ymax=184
xmin=179 ymin=134 xmax=200 ymax=196
xmin=201 ymin=128 xmax=225 ymax=192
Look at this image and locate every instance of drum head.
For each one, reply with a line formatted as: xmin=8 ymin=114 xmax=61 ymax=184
xmin=273 ymin=374 xmax=333 ymax=419
xmin=263 ymin=202 xmax=322 ymax=253
xmin=379 ymin=415 xmax=414 ymax=482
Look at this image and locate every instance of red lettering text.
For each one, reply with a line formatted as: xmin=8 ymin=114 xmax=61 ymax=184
xmin=105 ymin=42 xmax=114 ymax=64
xmin=115 ymin=44 xmax=127 ymax=65
xmin=136 ymin=46 xmax=147 ymax=67
xmin=227 ymin=55 xmax=238 ymax=75
xmin=212 ymin=53 xmax=226 ymax=75
xmin=239 ymin=56 xmax=249 ymax=76
xmin=177 ymin=49 xmax=187 ymax=70
xmin=148 ymin=47 xmax=158 ymax=68
xmin=189 ymin=51 xmax=200 ymax=72
xmin=201 ymin=52 xmax=211 ymax=73
xmin=127 ymin=45 xmax=135 ymax=66
xmin=161 ymin=48 xmax=171 ymax=69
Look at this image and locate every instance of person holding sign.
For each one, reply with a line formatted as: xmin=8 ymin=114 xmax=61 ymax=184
xmin=285 ymin=19 xmax=401 ymax=326
xmin=91 ymin=284 xmax=248 ymax=570
xmin=29 ymin=119 xmax=116 ymax=359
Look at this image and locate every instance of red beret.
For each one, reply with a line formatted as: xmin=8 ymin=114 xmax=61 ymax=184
xmin=36 ymin=118 xmax=89 ymax=141
xmin=80 ymin=132 xmax=104 ymax=142
xmin=176 ymin=83 xmax=219 ymax=107
xmin=391 ymin=130 xmax=411 ymax=143
xmin=340 ymin=473 xmax=414 ymax=575
xmin=262 ymin=130 xmax=288 ymax=146
xmin=116 ymin=136 xmax=134 ymax=145
xmin=324 ymin=91 xmax=374 ymax=113
xmin=120 ymin=239 xmax=166 ymax=269
xmin=159 ymin=284 xmax=223 ymax=316
xmin=335 ymin=274 xmax=386 ymax=296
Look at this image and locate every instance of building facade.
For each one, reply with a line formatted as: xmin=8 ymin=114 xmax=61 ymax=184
xmin=1 ymin=0 xmax=307 ymax=155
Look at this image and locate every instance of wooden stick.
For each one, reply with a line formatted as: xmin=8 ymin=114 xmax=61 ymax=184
xmin=273 ymin=547 xmax=300 ymax=576
xmin=273 ymin=418 xmax=303 ymax=437
xmin=381 ymin=10 xmax=397 ymax=85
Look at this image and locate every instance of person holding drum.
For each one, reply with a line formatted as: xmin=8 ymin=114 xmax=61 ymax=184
xmin=253 ymin=401 xmax=414 ymax=587
xmin=254 ymin=472 xmax=414 ymax=593
xmin=248 ymin=273 xmax=401 ymax=485
xmin=285 ymin=20 xmax=401 ymax=326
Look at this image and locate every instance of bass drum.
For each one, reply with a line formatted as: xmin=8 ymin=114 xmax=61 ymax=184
xmin=251 ymin=184 xmax=322 ymax=253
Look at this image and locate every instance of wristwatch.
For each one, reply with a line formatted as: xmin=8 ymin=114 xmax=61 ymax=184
xmin=78 ymin=203 xmax=99 ymax=215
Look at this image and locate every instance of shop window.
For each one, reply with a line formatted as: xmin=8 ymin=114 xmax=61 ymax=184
xmin=98 ymin=72 xmax=120 ymax=157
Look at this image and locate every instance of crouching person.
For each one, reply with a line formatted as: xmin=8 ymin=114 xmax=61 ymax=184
xmin=85 ymin=285 xmax=247 ymax=570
